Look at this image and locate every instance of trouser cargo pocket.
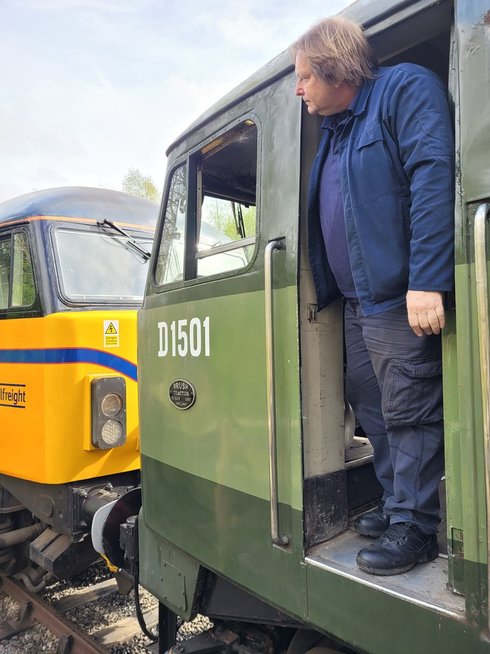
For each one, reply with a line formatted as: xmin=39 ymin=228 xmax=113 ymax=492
xmin=382 ymin=358 xmax=443 ymax=428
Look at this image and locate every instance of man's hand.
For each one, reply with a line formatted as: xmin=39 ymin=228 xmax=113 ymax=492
xmin=406 ymin=290 xmax=445 ymax=337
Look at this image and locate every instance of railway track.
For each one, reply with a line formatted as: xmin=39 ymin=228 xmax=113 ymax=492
xmin=0 ymin=566 xmax=159 ymax=653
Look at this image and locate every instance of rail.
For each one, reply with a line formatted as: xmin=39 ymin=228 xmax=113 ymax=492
xmin=264 ymin=238 xmax=288 ymax=546
xmin=0 ymin=576 xmax=109 ymax=653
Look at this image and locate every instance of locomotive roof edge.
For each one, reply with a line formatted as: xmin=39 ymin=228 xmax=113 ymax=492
xmin=0 ymin=186 xmax=159 ymax=227
xmin=165 ymin=0 xmax=432 ymax=157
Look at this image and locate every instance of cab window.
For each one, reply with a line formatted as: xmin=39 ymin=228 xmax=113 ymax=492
xmin=53 ymin=226 xmax=152 ymax=303
xmin=0 ymin=232 xmax=36 ymax=313
xmin=155 ymin=165 xmax=187 ymax=285
xmin=155 ymin=119 xmax=258 ymax=286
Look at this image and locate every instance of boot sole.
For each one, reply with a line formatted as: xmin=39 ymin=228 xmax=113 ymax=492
xmin=356 ymin=543 xmax=439 ymax=576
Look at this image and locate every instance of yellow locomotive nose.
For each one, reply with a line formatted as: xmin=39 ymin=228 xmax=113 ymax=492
xmin=0 ymin=186 xmax=157 ymax=583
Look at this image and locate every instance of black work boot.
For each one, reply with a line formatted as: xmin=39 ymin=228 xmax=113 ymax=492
xmin=356 ymin=522 xmax=439 ymax=576
xmin=354 ymin=503 xmax=389 ymax=538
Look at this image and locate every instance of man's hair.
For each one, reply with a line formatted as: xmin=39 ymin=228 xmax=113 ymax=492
xmin=291 ymin=16 xmax=377 ymax=87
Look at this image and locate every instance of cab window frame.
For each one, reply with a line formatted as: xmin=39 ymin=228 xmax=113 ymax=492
xmin=153 ymin=113 xmax=261 ymax=290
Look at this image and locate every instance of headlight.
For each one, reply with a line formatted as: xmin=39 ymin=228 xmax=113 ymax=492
xmin=101 ymin=419 xmax=124 ymax=445
xmin=91 ymin=377 xmax=127 ymax=449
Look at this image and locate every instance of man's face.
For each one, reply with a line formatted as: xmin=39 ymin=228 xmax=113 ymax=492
xmin=295 ymin=51 xmax=353 ymax=116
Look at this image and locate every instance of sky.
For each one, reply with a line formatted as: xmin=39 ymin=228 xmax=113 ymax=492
xmin=0 ymin=0 xmax=353 ymax=203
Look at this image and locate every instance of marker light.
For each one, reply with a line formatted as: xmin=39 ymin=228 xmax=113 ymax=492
xmin=91 ymin=377 xmax=127 ymax=449
xmin=101 ymin=393 xmax=124 ymax=417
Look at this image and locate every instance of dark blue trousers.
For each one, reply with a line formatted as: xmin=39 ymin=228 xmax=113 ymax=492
xmin=344 ymin=299 xmax=444 ymax=534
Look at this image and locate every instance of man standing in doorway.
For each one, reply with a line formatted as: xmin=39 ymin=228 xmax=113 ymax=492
xmin=292 ymin=16 xmax=454 ymax=575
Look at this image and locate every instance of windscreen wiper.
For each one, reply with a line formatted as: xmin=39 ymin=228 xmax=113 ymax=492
xmin=97 ymin=219 xmax=151 ymax=261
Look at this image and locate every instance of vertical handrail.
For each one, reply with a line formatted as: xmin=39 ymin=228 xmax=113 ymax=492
xmin=474 ymin=203 xmax=490 ymax=627
xmin=264 ymin=238 xmax=288 ymax=546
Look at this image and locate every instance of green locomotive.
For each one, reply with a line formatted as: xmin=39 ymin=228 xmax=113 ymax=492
xmin=96 ymin=0 xmax=490 ymax=651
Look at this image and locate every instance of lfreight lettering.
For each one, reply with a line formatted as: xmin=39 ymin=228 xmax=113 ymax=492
xmin=0 ymin=384 xmax=27 ymax=409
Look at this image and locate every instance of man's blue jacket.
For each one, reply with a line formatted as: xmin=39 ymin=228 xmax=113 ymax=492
xmin=307 ymin=64 xmax=455 ymax=315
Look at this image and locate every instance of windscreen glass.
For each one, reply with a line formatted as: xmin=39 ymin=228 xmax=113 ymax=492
xmin=53 ymin=227 xmax=153 ymax=303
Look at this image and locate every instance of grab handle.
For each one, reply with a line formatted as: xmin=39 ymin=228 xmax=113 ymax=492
xmin=264 ymin=239 xmax=288 ymax=546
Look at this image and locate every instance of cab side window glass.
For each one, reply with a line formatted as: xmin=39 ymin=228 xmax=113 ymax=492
xmin=197 ymin=120 xmax=257 ymax=276
xmin=0 ymin=232 xmax=36 ymax=312
xmin=11 ymin=233 xmax=35 ymax=307
xmin=155 ymin=165 xmax=187 ymax=285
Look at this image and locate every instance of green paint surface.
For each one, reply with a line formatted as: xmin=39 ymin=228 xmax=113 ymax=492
xmin=141 ymin=455 xmax=307 ymax=620
xmin=138 ymin=286 xmax=303 ymax=510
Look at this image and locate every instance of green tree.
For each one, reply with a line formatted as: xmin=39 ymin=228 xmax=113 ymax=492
xmin=122 ymin=168 xmax=161 ymax=202
xmin=204 ymin=198 xmax=256 ymax=240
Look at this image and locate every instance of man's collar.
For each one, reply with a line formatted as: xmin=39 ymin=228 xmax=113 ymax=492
xmin=350 ymin=72 xmax=377 ymax=116
xmin=321 ymin=70 xmax=378 ymax=129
